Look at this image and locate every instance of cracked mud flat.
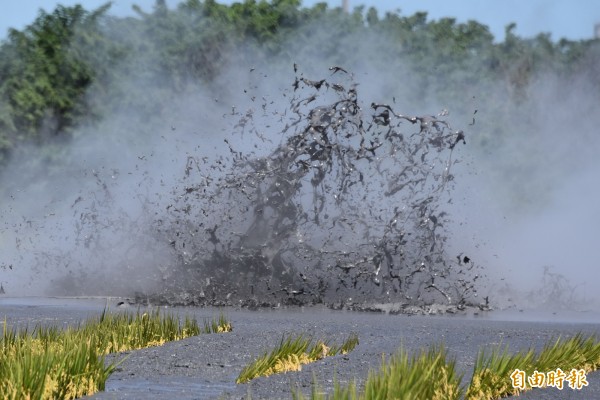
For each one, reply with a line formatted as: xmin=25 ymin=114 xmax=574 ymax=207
xmin=1 ymin=297 xmax=599 ymax=400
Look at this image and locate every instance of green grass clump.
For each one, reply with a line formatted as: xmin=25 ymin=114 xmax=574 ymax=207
xmin=203 ymin=313 xmax=233 ymax=334
xmin=466 ymin=333 xmax=600 ymax=399
xmin=535 ymin=334 xmax=600 ymax=374
xmin=293 ymin=345 xmax=462 ymax=400
xmin=0 ymin=309 xmax=231 ymax=399
xmin=237 ymin=333 xmax=359 ymax=384
xmin=466 ymin=345 xmax=535 ymax=399
xmin=296 ymin=333 xmax=600 ymax=400
xmin=0 ymin=327 xmax=115 ymax=400
xmin=80 ymin=308 xmax=202 ymax=353
xmin=362 ymin=345 xmax=463 ymax=400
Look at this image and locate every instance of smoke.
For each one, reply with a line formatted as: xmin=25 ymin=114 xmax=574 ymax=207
xmin=1 ymin=4 xmax=598 ymax=313
xmin=445 ymin=60 xmax=600 ymax=311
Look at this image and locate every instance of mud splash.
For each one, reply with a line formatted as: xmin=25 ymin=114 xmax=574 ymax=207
xmin=2 ymin=67 xmax=484 ymax=311
xmin=139 ymin=68 xmax=481 ymax=309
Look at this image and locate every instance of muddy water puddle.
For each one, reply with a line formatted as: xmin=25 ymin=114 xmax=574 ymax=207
xmin=99 ymin=378 xmax=235 ymax=399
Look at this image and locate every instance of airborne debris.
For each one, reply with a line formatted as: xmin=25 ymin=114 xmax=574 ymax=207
xmin=145 ymin=67 xmax=481 ymax=308
xmin=329 ymin=65 xmax=348 ymax=75
xmin=5 ymin=67 xmax=482 ymax=311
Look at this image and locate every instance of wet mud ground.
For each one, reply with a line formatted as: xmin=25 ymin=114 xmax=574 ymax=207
xmin=1 ymin=297 xmax=599 ymax=399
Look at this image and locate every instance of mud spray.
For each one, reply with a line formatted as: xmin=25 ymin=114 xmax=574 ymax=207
xmin=1 ymin=7 xmax=599 ymax=314
xmin=0 ymin=67 xmax=481 ymax=311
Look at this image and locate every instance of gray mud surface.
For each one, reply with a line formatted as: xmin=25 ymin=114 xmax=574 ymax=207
xmin=1 ymin=297 xmax=600 ymax=399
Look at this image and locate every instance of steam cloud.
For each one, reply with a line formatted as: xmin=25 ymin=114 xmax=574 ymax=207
xmin=1 ymin=6 xmax=599 ymax=313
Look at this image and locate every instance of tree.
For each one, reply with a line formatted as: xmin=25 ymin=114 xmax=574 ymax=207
xmin=0 ymin=3 xmax=112 ymax=147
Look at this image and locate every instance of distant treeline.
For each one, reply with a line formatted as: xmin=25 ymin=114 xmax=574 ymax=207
xmin=0 ymin=0 xmax=598 ymax=168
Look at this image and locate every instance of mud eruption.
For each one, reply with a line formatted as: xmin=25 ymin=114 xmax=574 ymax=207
xmin=141 ymin=68 xmax=478 ymax=308
xmin=2 ymin=68 xmax=483 ymax=310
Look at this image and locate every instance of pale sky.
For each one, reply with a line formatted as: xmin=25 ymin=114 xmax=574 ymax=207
xmin=1 ymin=0 xmax=600 ymax=42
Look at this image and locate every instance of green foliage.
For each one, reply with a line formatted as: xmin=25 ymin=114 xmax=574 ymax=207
xmin=298 ymin=334 xmax=600 ymax=399
xmin=361 ymin=345 xmax=462 ymax=400
xmin=467 ymin=334 xmax=600 ymax=398
xmin=203 ymin=312 xmax=233 ymax=333
xmin=237 ymin=332 xmax=359 ymax=384
xmin=0 ymin=3 xmax=114 ymax=146
xmin=0 ymin=0 xmax=598 ymax=185
xmin=294 ymin=344 xmax=462 ymax=400
xmin=0 ymin=327 xmax=115 ymax=399
xmin=88 ymin=307 xmax=202 ymax=352
xmin=0 ymin=308 xmax=229 ymax=399
xmin=466 ymin=345 xmax=535 ymax=399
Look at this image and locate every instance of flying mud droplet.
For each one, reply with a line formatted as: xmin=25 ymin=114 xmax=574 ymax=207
xmin=143 ymin=67 xmax=483 ymax=309
xmin=4 ymin=67 xmax=484 ymax=311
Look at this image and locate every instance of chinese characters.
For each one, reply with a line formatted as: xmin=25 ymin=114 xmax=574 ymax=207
xmin=511 ymin=368 xmax=588 ymax=391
